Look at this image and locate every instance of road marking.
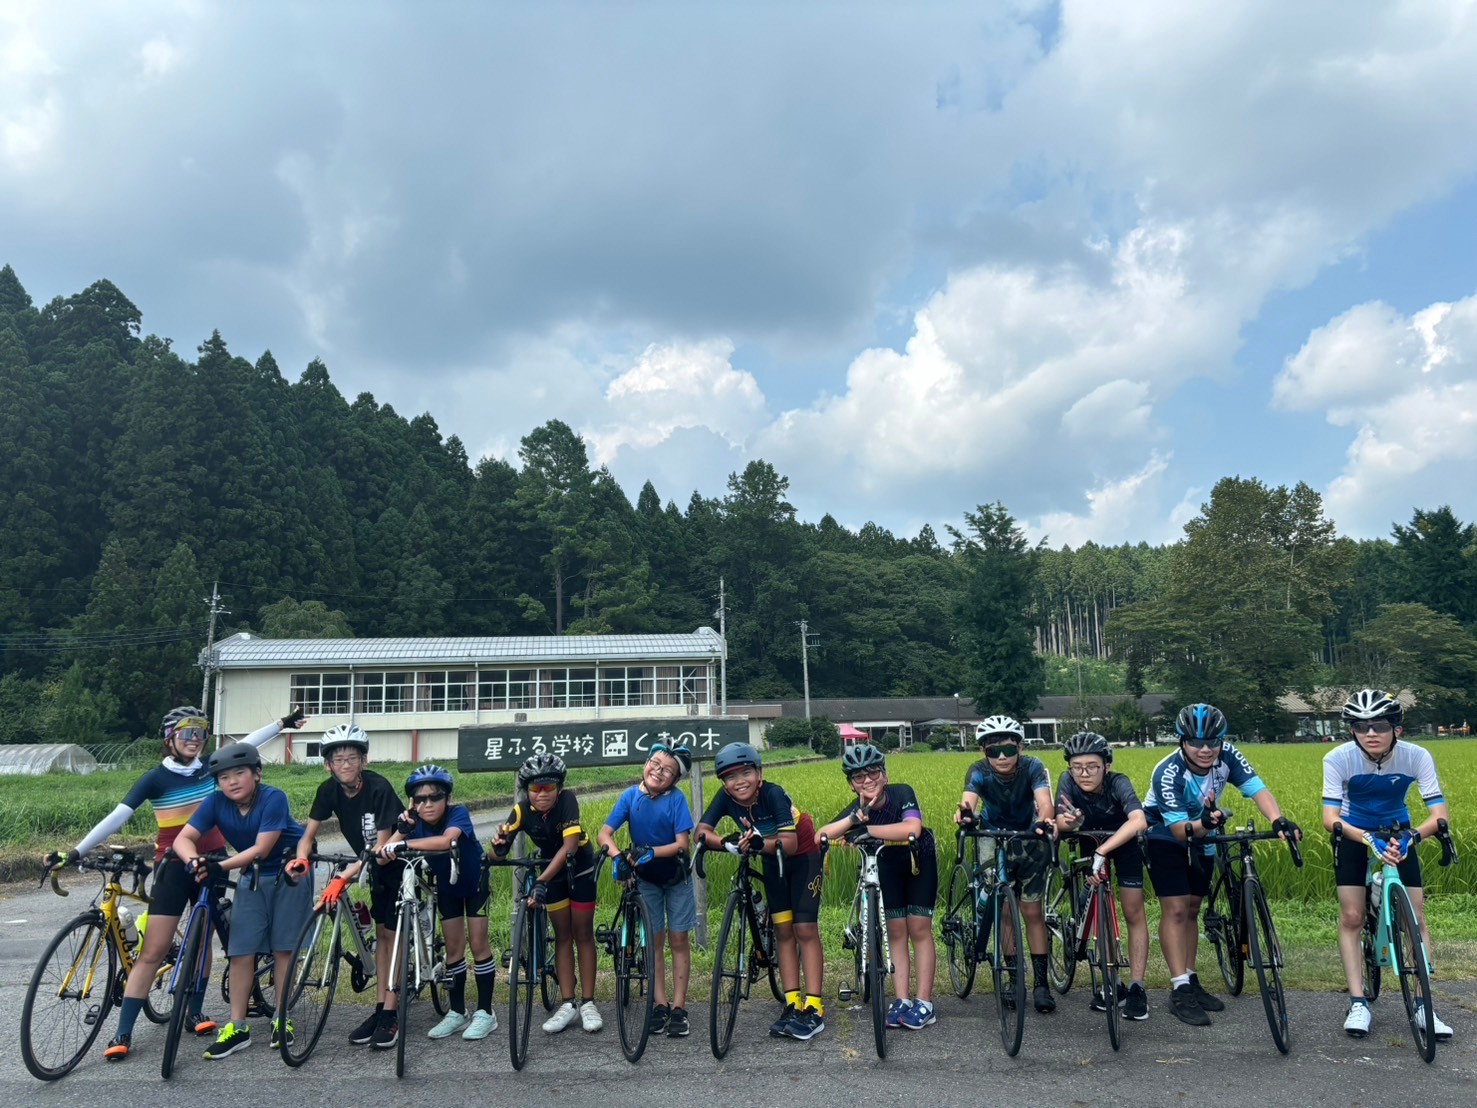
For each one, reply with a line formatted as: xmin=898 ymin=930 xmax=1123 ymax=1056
xmin=6 ymin=919 xmax=27 ymax=924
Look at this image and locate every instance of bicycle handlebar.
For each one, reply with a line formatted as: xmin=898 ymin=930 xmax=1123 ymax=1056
xmin=1207 ymin=819 xmax=1304 ymax=868
xmin=694 ymin=834 xmax=785 ymax=881
xmin=39 ymin=845 xmax=152 ymax=894
xmin=1333 ymin=818 xmax=1457 ymax=868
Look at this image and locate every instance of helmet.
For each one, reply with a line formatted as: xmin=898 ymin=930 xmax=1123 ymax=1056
xmin=1062 ymin=731 xmax=1112 ymax=765
xmin=1342 ymin=689 xmax=1403 ymax=727
xmin=207 ymin=742 xmax=261 ymax=777
xmin=841 ymin=743 xmax=886 ymax=777
xmin=1175 ymin=704 xmax=1228 ymax=742
xmin=975 ymin=715 xmax=1024 ymax=743
xmin=319 ymin=723 xmax=369 ymax=759
xmin=517 ymin=753 xmax=567 ymax=788
xmin=649 ymin=743 xmax=692 ymax=781
xmin=405 ymin=763 xmax=454 ymax=797
xmin=714 ymin=742 xmax=762 ymax=777
xmin=161 ymin=705 xmax=209 ymax=742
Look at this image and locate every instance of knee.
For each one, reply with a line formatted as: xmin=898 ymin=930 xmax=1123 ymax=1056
xmin=792 ymin=923 xmax=819 ymax=943
xmin=907 ymin=918 xmax=933 ymax=943
xmin=1338 ymin=905 xmax=1363 ymax=932
xmin=668 ymin=932 xmax=690 ymax=953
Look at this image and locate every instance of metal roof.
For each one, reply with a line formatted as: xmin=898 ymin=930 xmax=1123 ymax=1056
xmin=730 ymin=693 xmax=1172 ymax=723
xmin=213 ymin=628 xmax=725 ymax=670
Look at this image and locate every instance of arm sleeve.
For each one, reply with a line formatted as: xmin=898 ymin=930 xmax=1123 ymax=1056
xmin=1225 ymin=743 xmax=1267 ymax=798
xmin=242 ymin=720 xmax=283 ymax=750
xmin=964 ymin=764 xmax=985 ymax=794
xmin=1417 ymin=748 xmax=1445 ymax=805
xmin=1154 ymin=763 xmax=1190 ymax=825
xmin=74 ymin=803 xmax=137 ymax=855
xmin=764 ymin=785 xmax=798 ymax=833
xmin=557 ymin=789 xmax=584 ymax=837
xmin=1321 ymin=750 xmax=1346 ymax=809
xmin=893 ymin=784 xmax=922 ymax=821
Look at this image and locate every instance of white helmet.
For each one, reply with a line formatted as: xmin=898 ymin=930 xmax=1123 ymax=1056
xmin=320 ymin=723 xmax=369 ymax=757
xmin=975 ymin=715 xmax=1024 ymax=742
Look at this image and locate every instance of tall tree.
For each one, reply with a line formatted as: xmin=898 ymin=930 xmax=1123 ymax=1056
xmin=1391 ymin=507 xmax=1477 ymax=627
xmin=951 ymin=503 xmax=1044 ymax=719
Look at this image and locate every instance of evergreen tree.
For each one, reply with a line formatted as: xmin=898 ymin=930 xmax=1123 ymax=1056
xmin=951 ymin=503 xmax=1044 ymax=719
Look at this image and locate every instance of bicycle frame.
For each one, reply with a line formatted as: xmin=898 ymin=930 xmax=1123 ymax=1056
xmin=49 ymin=852 xmax=152 ymax=1000
xmin=385 ymin=850 xmax=450 ymax=1004
xmin=832 ymin=835 xmax=905 ymax=1004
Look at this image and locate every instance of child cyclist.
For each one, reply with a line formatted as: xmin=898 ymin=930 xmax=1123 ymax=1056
xmin=1323 ymin=689 xmax=1453 ymax=1040
xmin=173 ymin=742 xmax=312 ymax=1059
xmin=286 ymin=723 xmax=405 ymax=1048
xmin=1052 ymin=731 xmax=1150 ymax=1020
xmin=817 ymin=743 xmax=938 ymax=1030
xmin=44 ymin=703 xmax=305 ymax=1062
xmin=697 ymin=742 xmax=827 ymax=1041
xmin=598 ymin=743 xmax=696 ymax=1037
xmin=378 ymin=764 xmax=498 ymax=1042
xmin=491 ymin=753 xmax=604 ymax=1034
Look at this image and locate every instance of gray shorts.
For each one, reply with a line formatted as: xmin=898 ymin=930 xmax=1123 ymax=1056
xmin=636 ymin=875 xmax=696 ymax=935
xmin=227 ymin=870 xmax=314 ymax=957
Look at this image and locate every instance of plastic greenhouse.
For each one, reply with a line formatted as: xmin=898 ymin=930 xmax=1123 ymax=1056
xmin=0 ymin=744 xmax=101 ymax=776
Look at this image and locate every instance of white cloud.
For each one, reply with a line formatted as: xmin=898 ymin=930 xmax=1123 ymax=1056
xmin=1029 ymin=452 xmax=1175 ymax=548
xmin=138 ymin=35 xmax=181 ymax=81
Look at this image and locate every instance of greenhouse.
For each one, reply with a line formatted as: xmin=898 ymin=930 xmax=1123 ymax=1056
xmin=0 ymin=744 xmax=101 ymax=776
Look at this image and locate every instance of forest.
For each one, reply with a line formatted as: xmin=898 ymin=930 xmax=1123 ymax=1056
xmin=2 ymin=266 xmax=1475 ymax=745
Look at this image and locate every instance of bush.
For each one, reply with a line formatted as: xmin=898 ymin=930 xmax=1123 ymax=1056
xmin=764 ymin=718 xmax=815 ymax=748
xmin=813 ymin=718 xmax=841 ymax=759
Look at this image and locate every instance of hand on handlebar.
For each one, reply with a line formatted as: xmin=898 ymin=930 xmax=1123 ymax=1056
xmin=1031 ymin=819 xmax=1055 ymax=840
xmin=190 ymin=857 xmax=224 ymax=884
xmin=1201 ymin=808 xmax=1227 ymax=832
xmin=317 ymin=874 xmax=349 ymax=909
xmin=1272 ymin=816 xmax=1302 ymax=842
xmin=379 ymin=841 xmax=407 ymax=860
xmin=955 ymin=805 xmax=976 ymax=827
xmin=44 ymin=848 xmax=80 ymax=870
xmin=1089 ymin=851 xmax=1108 ymax=884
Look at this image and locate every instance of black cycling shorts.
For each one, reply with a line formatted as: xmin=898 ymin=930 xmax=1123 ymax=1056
xmin=1333 ymin=833 xmax=1422 ymax=889
xmin=545 ymin=845 xmax=598 ymax=912
xmin=1072 ymin=839 xmax=1145 ymax=890
xmin=1144 ymin=837 xmax=1211 ymax=899
xmin=370 ymin=860 xmax=404 ymax=928
xmin=878 ymin=843 xmax=939 ymax=919
xmin=149 ymin=856 xmax=213 ymax=918
xmin=763 ymin=850 xmax=823 ymax=926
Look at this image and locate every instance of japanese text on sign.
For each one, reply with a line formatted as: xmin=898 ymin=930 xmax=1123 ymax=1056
xmin=458 ymin=717 xmax=749 ymax=773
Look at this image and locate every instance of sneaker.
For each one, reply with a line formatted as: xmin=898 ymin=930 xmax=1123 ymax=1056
xmin=542 ymin=1000 xmax=579 ymax=1034
xmin=885 ymin=998 xmax=912 ymax=1028
xmin=103 ymin=1034 xmax=131 ymax=1061
xmin=1034 ymin=984 xmax=1056 ymax=1013
xmin=350 ymin=1009 xmax=381 ymax=1045
xmin=900 ymin=1000 xmax=936 ymax=1030
xmin=371 ymin=1013 xmax=399 ymax=1049
xmin=1169 ymin=984 xmax=1211 ymax=1027
xmin=1123 ymin=983 xmax=1150 ymax=1021
xmin=270 ymin=1017 xmax=294 ymax=1050
xmin=203 ymin=1022 xmax=251 ymax=1060
xmin=1344 ymin=999 xmax=1372 ymax=1038
xmin=192 ymin=1014 xmax=218 ymax=1037
xmin=427 ymin=1010 xmax=470 ymax=1040
xmin=648 ymin=1003 xmax=670 ymax=1035
xmin=1188 ymin=974 xmax=1225 ymax=1012
xmin=1414 ymin=1003 xmax=1454 ymax=1041
xmin=769 ymin=1003 xmax=799 ymax=1038
xmin=786 ymin=1007 xmax=825 ymax=1041
xmin=1090 ymin=981 xmax=1128 ymax=1011
xmin=579 ymin=1000 xmax=603 ymax=1032
xmin=666 ymin=1007 xmax=690 ymax=1037
xmin=462 ymin=1009 xmax=498 ymax=1040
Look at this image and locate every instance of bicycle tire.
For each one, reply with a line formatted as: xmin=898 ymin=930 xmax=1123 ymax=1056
xmin=1090 ymin=881 xmax=1121 ymax=1052
xmin=142 ymin=913 xmax=187 ymax=1025
xmin=1389 ymin=883 xmax=1436 ymax=1063
xmin=1043 ymin=863 xmax=1076 ymax=994
xmin=396 ymin=900 xmax=415 ymax=1079
xmin=1203 ymin=865 xmax=1244 ymax=996
xmin=427 ymin=921 xmax=447 ymax=1017
xmin=867 ymin=890 xmax=887 ymax=1060
xmin=615 ymin=891 xmax=656 ymax=1063
xmin=942 ymin=862 xmax=977 ymax=999
xmin=763 ymin=916 xmax=784 ymax=1003
xmin=1361 ymin=884 xmax=1382 ymax=1002
xmin=281 ymin=903 xmax=342 ymax=1066
xmin=161 ymin=908 xmax=208 ymax=1080
xmin=20 ymin=911 xmax=116 ymax=1081
xmin=846 ymin=898 xmax=868 ymax=1003
xmin=994 ymin=883 xmax=1026 ymax=1057
xmin=540 ymin=914 xmax=558 ymax=1012
xmin=507 ymin=901 xmax=536 ymax=1072
xmin=1244 ymin=876 xmax=1288 ymax=1055
xmin=709 ymin=889 xmax=746 ymax=1060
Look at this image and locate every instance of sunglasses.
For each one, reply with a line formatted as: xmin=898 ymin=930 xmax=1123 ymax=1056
xmin=411 ymin=792 xmax=447 ymax=805
xmin=1353 ymin=721 xmax=1394 ymax=735
xmin=527 ymin=782 xmax=559 ymax=794
xmin=1182 ymin=737 xmax=1223 ymax=749
xmin=172 ymin=726 xmax=208 ymax=744
xmin=985 ymin=745 xmax=1019 ymax=758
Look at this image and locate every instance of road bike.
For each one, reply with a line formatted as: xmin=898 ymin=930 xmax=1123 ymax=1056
xmin=596 ymin=849 xmax=658 ymax=1063
xmin=696 ymin=835 xmax=784 ymax=1060
xmin=486 ymin=850 xmax=562 ymax=1071
xmin=384 ymin=844 xmax=451 ymax=1078
xmin=1042 ymin=831 xmax=1128 ymax=1051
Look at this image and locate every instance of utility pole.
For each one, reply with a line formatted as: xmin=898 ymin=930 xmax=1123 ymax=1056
xmin=199 ymin=582 xmax=229 ymax=715
xmin=715 ymin=578 xmax=728 ymax=717
xmin=797 ymin=619 xmax=815 ymax=725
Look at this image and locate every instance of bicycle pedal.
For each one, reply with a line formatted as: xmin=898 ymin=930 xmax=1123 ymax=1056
xmin=837 ymin=986 xmax=855 ymax=1002
xmin=84 ymin=1004 xmax=103 ymax=1027
xmin=595 ymin=926 xmax=614 ymax=945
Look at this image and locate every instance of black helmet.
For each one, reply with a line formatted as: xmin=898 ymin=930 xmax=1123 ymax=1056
xmin=1175 ymin=704 xmax=1228 ymax=742
xmin=841 ymin=743 xmax=886 ymax=777
xmin=1062 ymin=731 xmax=1112 ymax=765
xmin=517 ymin=753 xmax=567 ymax=788
xmin=208 ymin=742 xmax=262 ymax=777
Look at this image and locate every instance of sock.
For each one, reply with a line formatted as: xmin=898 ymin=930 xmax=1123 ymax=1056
xmin=1350 ymin=996 xmax=1368 ymax=1006
xmin=1171 ymin=973 xmax=1190 ymax=989
xmin=449 ymin=959 xmax=468 ymax=1013
xmin=1131 ymin=980 xmax=1144 ymax=990
xmin=805 ymin=994 xmax=824 ymax=1016
xmin=115 ymin=996 xmax=146 ymax=1039
xmin=373 ymin=1002 xmax=384 ymax=1015
xmin=188 ymin=991 xmax=205 ymax=1019
xmin=785 ymin=989 xmax=802 ymax=1010
xmin=1030 ymin=953 xmax=1048 ymax=986
xmin=474 ymin=958 xmax=496 ymax=1012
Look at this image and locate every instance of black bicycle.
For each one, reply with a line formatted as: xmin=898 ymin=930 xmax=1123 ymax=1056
xmin=596 ymin=850 xmax=658 ymax=1063
xmin=486 ymin=851 xmax=561 ymax=1071
xmin=696 ymin=835 xmax=784 ymax=1060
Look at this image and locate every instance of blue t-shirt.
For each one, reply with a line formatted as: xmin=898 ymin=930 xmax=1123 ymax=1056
xmin=1144 ymin=742 xmax=1266 ymax=849
xmin=187 ymin=783 xmax=303 ymax=870
xmin=1322 ymin=741 xmax=1444 ymax=830
xmin=605 ymin=784 xmax=694 ymax=885
xmin=408 ymin=804 xmax=483 ymax=897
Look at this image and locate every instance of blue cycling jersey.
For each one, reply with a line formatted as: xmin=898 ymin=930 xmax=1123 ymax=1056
xmin=1143 ymin=742 xmax=1265 ymax=846
xmin=1322 ymin=740 xmax=1443 ymax=831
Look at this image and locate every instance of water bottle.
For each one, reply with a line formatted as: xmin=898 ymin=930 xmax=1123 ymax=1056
xmin=118 ymin=905 xmax=138 ymax=950
xmin=352 ymin=901 xmax=373 ymax=931
xmin=134 ymin=909 xmax=150 ymax=954
xmin=750 ymin=888 xmax=767 ymax=928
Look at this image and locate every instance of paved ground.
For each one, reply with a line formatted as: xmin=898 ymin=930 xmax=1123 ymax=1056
xmin=5 ymin=843 xmax=1477 ymax=1107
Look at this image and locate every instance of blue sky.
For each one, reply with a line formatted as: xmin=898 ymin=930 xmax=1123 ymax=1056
xmin=3 ymin=1 xmax=1476 ymax=546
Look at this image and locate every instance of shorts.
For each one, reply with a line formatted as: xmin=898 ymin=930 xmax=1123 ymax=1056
xmin=1333 ymin=833 xmax=1422 ymax=889
xmin=762 ymin=850 xmax=823 ymax=926
xmin=1073 ymin=839 xmax=1145 ymax=890
xmin=878 ymin=844 xmax=938 ymax=920
xmin=150 ymin=856 xmax=215 ymax=918
xmin=977 ymin=835 xmax=1052 ymax=902
xmin=1144 ymin=836 xmax=1212 ymax=899
xmin=637 ymin=875 xmax=697 ymax=933
xmin=438 ymin=876 xmax=490 ymax=921
xmin=228 ymin=870 xmax=314 ymax=957
xmin=370 ymin=860 xmax=404 ymax=928
xmin=545 ymin=846 xmax=598 ymax=913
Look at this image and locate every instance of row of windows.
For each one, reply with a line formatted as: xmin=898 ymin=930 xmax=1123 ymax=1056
xmin=288 ymin=666 xmax=711 ymax=715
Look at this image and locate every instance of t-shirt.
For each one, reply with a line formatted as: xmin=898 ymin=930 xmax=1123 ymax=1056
xmin=1144 ymin=742 xmax=1265 ymax=849
xmin=307 ymin=769 xmax=403 ymax=857
xmin=701 ymin=781 xmax=818 ymax=856
xmin=501 ymin=790 xmax=589 ymax=860
xmin=121 ymin=762 xmax=228 ymax=860
xmin=1322 ymin=741 xmax=1444 ymax=830
xmin=963 ymin=754 xmax=1051 ymax=830
xmin=830 ymin=782 xmax=935 ymax=859
xmin=1055 ymin=771 xmax=1143 ymax=834
xmin=605 ymin=784 xmax=695 ymax=885
xmin=407 ymin=804 xmax=482 ymax=897
xmin=187 ymin=784 xmax=303 ymax=870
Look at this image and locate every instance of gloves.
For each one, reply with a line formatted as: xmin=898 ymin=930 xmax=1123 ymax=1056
xmin=396 ymin=811 xmax=419 ymax=835
xmin=47 ymin=849 xmax=81 ymax=869
xmin=1272 ymin=817 xmax=1300 ymax=840
xmin=1032 ymin=820 xmax=1055 ymax=838
xmin=1091 ymin=852 xmax=1108 ymax=879
xmin=280 ymin=705 xmax=306 ymax=730
xmin=192 ymin=857 xmax=225 ymax=882
xmin=1201 ymin=808 xmax=1227 ymax=831
xmin=381 ymin=841 xmax=406 ymax=859
xmin=530 ymin=881 xmax=549 ymax=905
xmin=283 ymin=858 xmax=310 ymax=885
xmin=632 ymin=846 xmax=656 ymax=868
xmin=320 ymin=875 xmax=349 ymax=907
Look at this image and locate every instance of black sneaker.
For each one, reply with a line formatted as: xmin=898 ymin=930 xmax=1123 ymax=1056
xmin=786 ymin=1007 xmax=825 ymax=1041
xmin=769 ymin=1004 xmax=799 ymax=1038
xmin=1033 ymin=984 xmax=1056 ymax=1013
xmin=1169 ymin=984 xmax=1211 ymax=1027
xmin=350 ymin=1008 xmax=381 ymax=1045
xmin=666 ymin=1007 xmax=690 ymax=1037
xmin=203 ymin=1022 xmax=251 ymax=1060
xmin=647 ymin=1004 xmax=670 ymax=1035
xmin=371 ymin=1013 xmax=399 ymax=1049
xmin=1188 ymin=974 xmax=1225 ymax=1012
xmin=1091 ymin=981 xmax=1128 ymax=1011
xmin=1123 ymin=983 xmax=1149 ymax=1021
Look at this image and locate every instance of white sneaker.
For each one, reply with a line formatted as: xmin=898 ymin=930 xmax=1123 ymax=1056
xmin=542 ymin=1001 xmax=579 ymax=1034
xmin=462 ymin=1009 xmax=498 ymax=1040
xmin=1415 ymin=1003 xmax=1454 ymax=1041
xmin=427 ymin=1010 xmax=470 ymax=1040
xmin=1343 ymin=1001 xmax=1371 ymax=1038
xmin=579 ymin=1000 xmax=603 ymax=1033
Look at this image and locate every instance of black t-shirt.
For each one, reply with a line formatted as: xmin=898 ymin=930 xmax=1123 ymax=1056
xmin=308 ymin=769 xmax=403 ymax=856
xmin=830 ymin=783 xmax=936 ymax=855
xmin=1055 ymin=770 xmax=1143 ymax=834
xmin=502 ymin=789 xmax=590 ymax=860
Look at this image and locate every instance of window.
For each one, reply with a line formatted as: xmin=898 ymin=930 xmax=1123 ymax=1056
xmin=446 ymin=671 xmax=473 ymax=712
xmin=384 ymin=672 xmax=414 ymax=713
xmin=568 ymin=668 xmax=596 ymax=708
xmin=507 ymin=669 xmax=535 ymax=709
xmin=290 ymin=673 xmax=350 ymax=715
xmin=478 ymin=669 xmax=508 ymax=711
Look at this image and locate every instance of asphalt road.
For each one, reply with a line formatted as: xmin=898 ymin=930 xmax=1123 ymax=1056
xmin=5 ymin=840 xmax=1476 ymax=1107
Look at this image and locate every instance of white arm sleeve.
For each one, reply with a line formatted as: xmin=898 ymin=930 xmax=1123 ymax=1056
xmin=75 ymin=803 xmax=136 ymax=856
xmin=242 ymin=720 xmax=284 ymax=750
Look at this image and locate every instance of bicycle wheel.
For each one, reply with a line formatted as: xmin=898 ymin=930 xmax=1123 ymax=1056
xmin=843 ymin=898 xmax=867 ymax=1003
xmin=540 ymin=914 xmax=558 ymax=1012
xmin=161 ymin=909 xmax=208 ymax=1080
xmin=281 ymin=903 xmax=343 ymax=1066
xmin=615 ymin=893 xmax=656 ymax=1063
xmin=1088 ymin=882 xmax=1122 ymax=1052
xmin=764 ymin=918 xmax=784 ymax=1003
xmin=395 ymin=901 xmax=415 ymax=1079
xmin=709 ymin=890 xmax=746 ymax=1060
xmin=1243 ymin=877 xmax=1288 ymax=1055
xmin=1202 ymin=865 xmax=1244 ymax=996
xmin=427 ymin=922 xmax=447 ymax=1016
xmin=1361 ymin=884 xmax=1382 ymax=1001
xmin=1043 ymin=863 xmax=1076 ymax=994
xmin=941 ymin=862 xmax=977 ymax=999
xmin=1389 ymin=883 xmax=1436 ymax=1062
xmin=20 ymin=911 xmax=117 ymax=1081
xmin=507 ymin=901 xmax=536 ymax=1072
xmin=219 ymin=951 xmax=275 ymax=1018
xmin=142 ymin=913 xmax=188 ymax=1024
xmin=866 ymin=891 xmax=887 ymax=1060
xmin=993 ymin=884 xmax=1027 ymax=1057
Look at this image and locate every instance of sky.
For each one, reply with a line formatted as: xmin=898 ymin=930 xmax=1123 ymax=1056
xmin=4 ymin=1 xmax=1477 ymax=548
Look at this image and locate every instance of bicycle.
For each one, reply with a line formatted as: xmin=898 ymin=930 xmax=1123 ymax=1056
xmin=484 ymin=850 xmax=563 ymax=1071
xmin=383 ymin=843 xmax=451 ymax=1078
xmin=21 ymin=848 xmax=183 ymax=1080
xmin=278 ymin=851 xmax=380 ymax=1066
xmin=1041 ymin=832 xmax=1127 ymax=1051
xmin=1333 ymin=818 xmax=1457 ymax=1063
xmin=595 ymin=849 xmax=658 ymax=1063
xmin=695 ymin=835 xmax=785 ymax=1060
xmin=825 ymin=830 xmax=914 ymax=1060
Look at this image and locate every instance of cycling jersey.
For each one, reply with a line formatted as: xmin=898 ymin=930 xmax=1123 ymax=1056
xmin=1055 ymin=771 xmax=1143 ymax=832
xmin=1143 ymin=742 xmax=1265 ymax=846
xmin=830 ymin=783 xmax=936 ymax=855
xmin=500 ymin=789 xmax=590 ymax=859
xmin=963 ymin=754 xmax=1050 ymax=830
xmin=701 ymin=781 xmax=818 ymax=855
xmin=1322 ymin=740 xmax=1443 ymax=830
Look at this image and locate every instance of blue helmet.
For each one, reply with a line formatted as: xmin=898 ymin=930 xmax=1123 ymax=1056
xmin=405 ymin=763 xmax=454 ymax=797
xmin=713 ymin=742 xmax=761 ymax=777
xmin=1175 ymin=704 xmax=1228 ymax=742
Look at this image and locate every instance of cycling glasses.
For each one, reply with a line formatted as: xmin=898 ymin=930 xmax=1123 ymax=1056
xmin=527 ymin=782 xmax=559 ymax=794
xmin=847 ymin=768 xmax=884 ymax=782
xmin=1352 ymin=720 xmax=1395 ymax=735
xmin=411 ymin=791 xmax=447 ymax=805
xmin=171 ymin=726 xmax=208 ymax=745
xmin=985 ymin=744 xmax=1020 ymax=758
xmin=1181 ymin=737 xmax=1224 ymax=749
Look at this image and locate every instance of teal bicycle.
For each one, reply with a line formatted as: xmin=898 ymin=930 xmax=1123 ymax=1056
xmin=1333 ymin=818 xmax=1457 ymax=1063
